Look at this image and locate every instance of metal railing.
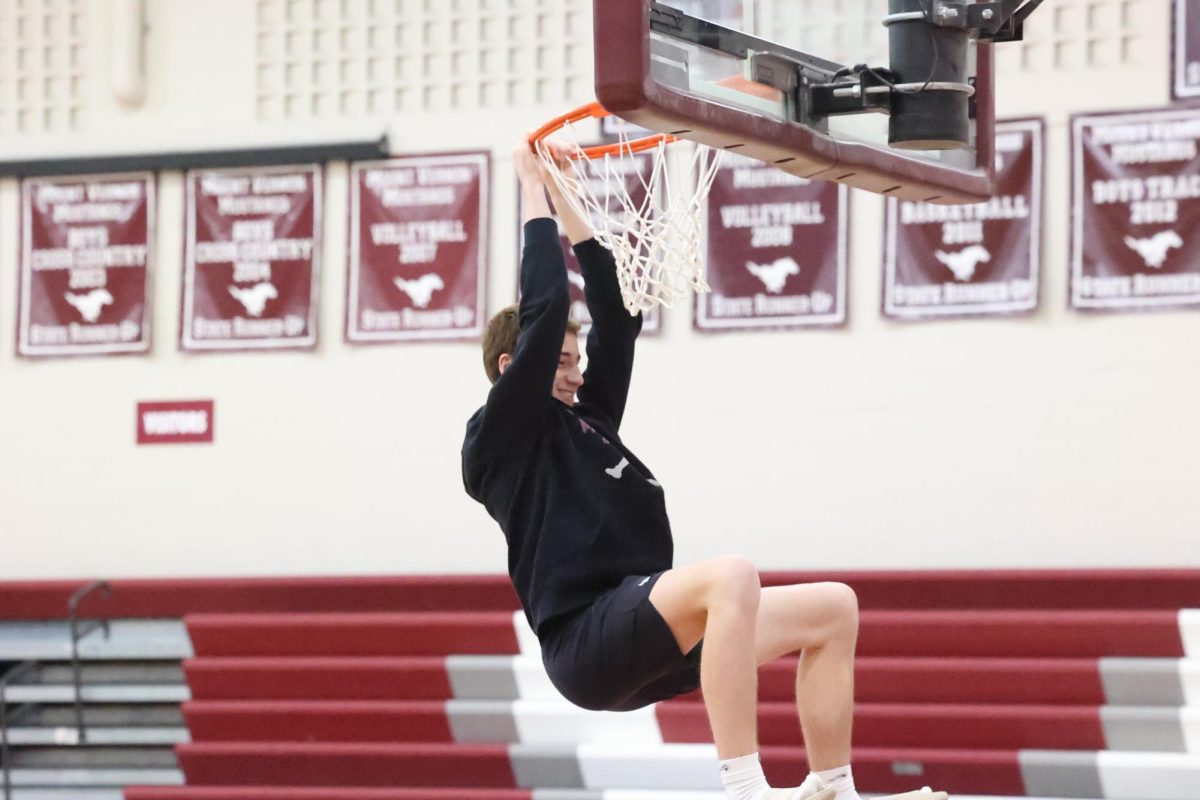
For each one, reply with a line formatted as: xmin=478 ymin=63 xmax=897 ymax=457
xmin=68 ymin=581 xmax=113 ymax=742
xmin=0 ymin=579 xmax=113 ymax=800
xmin=1 ymin=660 xmax=38 ymax=800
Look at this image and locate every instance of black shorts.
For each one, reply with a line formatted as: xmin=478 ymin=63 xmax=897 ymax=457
xmin=539 ymin=571 xmax=703 ymax=712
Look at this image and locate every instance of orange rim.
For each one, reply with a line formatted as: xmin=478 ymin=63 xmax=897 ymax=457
xmin=530 ymin=101 xmax=677 ymax=160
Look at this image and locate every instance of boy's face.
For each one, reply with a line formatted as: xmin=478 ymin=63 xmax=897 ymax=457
xmin=553 ymin=332 xmax=584 ymax=406
xmin=497 ymin=331 xmax=583 ymax=406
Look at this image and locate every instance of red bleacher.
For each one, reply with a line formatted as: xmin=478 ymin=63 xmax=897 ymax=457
xmin=0 ymin=570 xmax=1195 ymax=799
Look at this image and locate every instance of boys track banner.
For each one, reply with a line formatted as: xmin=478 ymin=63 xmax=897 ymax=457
xmin=1071 ymin=107 xmax=1200 ymax=311
xmin=1175 ymin=0 xmax=1200 ymax=101
xmin=18 ymin=173 xmax=154 ymax=357
xmin=347 ymin=153 xmax=488 ymax=343
xmin=882 ymin=119 xmax=1044 ymax=320
xmin=181 ymin=165 xmax=321 ymax=351
xmin=696 ymin=153 xmax=847 ymax=331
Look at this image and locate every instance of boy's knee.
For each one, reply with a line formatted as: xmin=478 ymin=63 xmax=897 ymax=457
xmin=825 ymin=581 xmax=859 ymax=632
xmin=707 ymin=555 xmax=761 ymax=608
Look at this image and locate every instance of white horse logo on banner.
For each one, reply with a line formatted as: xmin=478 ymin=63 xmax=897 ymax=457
xmin=64 ymin=288 xmax=114 ymax=323
xmin=1124 ymin=231 xmax=1184 ymax=269
xmin=935 ymin=245 xmax=992 ymax=282
xmin=229 ymin=282 xmax=279 ymax=317
xmin=746 ymin=257 xmax=801 ymax=294
xmin=394 ymin=274 xmax=445 ymax=308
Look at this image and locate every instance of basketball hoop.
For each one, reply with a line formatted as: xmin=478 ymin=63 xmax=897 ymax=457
xmin=530 ymin=102 xmax=722 ymax=315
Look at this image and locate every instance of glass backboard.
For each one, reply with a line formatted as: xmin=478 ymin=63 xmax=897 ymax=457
xmin=594 ymin=0 xmax=997 ymax=203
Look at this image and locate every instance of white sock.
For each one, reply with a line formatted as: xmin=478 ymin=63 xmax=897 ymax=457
xmin=811 ymin=765 xmax=860 ymax=800
xmin=719 ymin=753 xmax=771 ymax=800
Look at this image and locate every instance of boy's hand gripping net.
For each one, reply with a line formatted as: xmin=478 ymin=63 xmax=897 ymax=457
xmin=531 ymin=102 xmax=722 ymax=315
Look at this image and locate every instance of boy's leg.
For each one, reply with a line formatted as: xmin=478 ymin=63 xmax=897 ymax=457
xmin=648 ymin=555 xmax=762 ymax=759
xmin=650 ymin=563 xmax=860 ymax=765
xmin=753 ymin=583 xmax=859 ymax=771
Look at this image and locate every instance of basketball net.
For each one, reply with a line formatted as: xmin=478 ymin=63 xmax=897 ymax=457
xmin=531 ymin=104 xmax=722 ymax=315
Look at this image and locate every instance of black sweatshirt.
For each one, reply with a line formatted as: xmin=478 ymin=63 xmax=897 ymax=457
xmin=462 ymin=219 xmax=673 ymax=636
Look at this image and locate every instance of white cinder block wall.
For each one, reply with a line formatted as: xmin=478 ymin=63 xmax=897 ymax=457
xmin=0 ymin=0 xmax=1195 ymax=579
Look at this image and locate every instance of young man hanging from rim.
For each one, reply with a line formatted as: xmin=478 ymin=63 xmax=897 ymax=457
xmin=462 ymin=139 xmax=943 ymax=800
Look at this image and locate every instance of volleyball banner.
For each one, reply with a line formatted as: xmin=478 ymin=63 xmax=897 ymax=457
xmin=514 ymin=153 xmax=660 ymax=336
xmin=181 ymin=165 xmax=321 ymax=351
xmin=348 ymin=153 xmax=488 ymax=342
xmin=697 ymin=153 xmax=846 ymax=331
xmin=883 ymin=119 xmax=1043 ymax=320
xmin=17 ymin=173 xmax=154 ymax=358
xmin=1175 ymin=0 xmax=1200 ymax=101
xmin=1070 ymin=107 xmax=1200 ymax=311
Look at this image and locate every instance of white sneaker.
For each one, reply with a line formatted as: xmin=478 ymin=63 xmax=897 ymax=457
xmin=875 ymin=789 xmax=949 ymax=800
xmin=762 ymin=781 xmax=837 ymax=800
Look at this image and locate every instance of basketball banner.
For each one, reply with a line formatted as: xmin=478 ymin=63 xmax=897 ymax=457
xmin=18 ymin=173 xmax=154 ymax=357
xmin=348 ymin=153 xmax=488 ymax=342
xmin=696 ymin=153 xmax=846 ymax=330
xmin=181 ymin=165 xmax=321 ymax=351
xmin=1071 ymin=108 xmax=1200 ymax=311
xmin=883 ymin=119 xmax=1043 ymax=320
xmin=1175 ymin=0 xmax=1200 ymax=101
xmin=514 ymin=153 xmax=660 ymax=336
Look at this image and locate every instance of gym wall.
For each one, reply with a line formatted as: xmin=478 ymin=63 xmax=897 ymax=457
xmin=1 ymin=0 xmax=1196 ymax=579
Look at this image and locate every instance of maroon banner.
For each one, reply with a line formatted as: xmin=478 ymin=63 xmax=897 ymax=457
xmin=514 ymin=155 xmax=661 ymax=336
xmin=18 ymin=173 xmax=154 ymax=357
xmin=181 ymin=165 xmax=321 ymax=351
xmin=137 ymin=400 xmax=214 ymax=445
xmin=883 ymin=119 xmax=1043 ymax=319
xmin=347 ymin=153 xmax=488 ymax=342
xmin=1175 ymin=0 xmax=1200 ymax=101
xmin=696 ymin=153 xmax=846 ymax=330
xmin=1071 ymin=108 xmax=1200 ymax=311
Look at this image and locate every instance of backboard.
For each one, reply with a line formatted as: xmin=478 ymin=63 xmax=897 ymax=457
xmin=594 ymin=0 xmax=997 ymax=204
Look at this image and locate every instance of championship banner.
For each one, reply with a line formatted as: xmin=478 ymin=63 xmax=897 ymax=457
xmin=883 ymin=119 xmax=1043 ymax=320
xmin=696 ymin=153 xmax=846 ymax=330
xmin=18 ymin=173 xmax=154 ymax=357
xmin=1175 ymin=0 xmax=1200 ymax=101
xmin=348 ymin=153 xmax=488 ymax=342
xmin=514 ymin=154 xmax=661 ymax=336
xmin=181 ymin=165 xmax=321 ymax=351
xmin=1071 ymin=107 xmax=1200 ymax=311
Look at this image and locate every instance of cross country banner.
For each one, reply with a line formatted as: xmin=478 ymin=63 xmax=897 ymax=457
xmin=181 ymin=164 xmax=321 ymax=351
xmin=883 ymin=118 xmax=1044 ymax=320
xmin=696 ymin=152 xmax=847 ymax=331
xmin=347 ymin=152 xmax=488 ymax=342
xmin=17 ymin=173 xmax=154 ymax=357
xmin=1070 ymin=107 xmax=1200 ymax=311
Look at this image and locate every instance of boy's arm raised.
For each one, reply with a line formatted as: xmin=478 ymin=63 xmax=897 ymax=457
xmin=473 ymin=143 xmax=571 ymax=453
xmin=542 ymin=150 xmax=641 ymax=429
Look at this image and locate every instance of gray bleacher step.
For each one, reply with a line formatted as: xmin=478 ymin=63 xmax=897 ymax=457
xmin=0 ymin=621 xmax=192 ymax=661
xmin=15 ymin=704 xmax=184 ymax=727
xmin=30 ymin=663 xmax=185 ymax=686
xmin=3 ymin=685 xmax=189 ymax=704
xmin=3 ymin=789 xmax=125 ymax=800
xmin=5 ymin=746 xmax=177 ymax=769
xmin=0 ymin=769 xmax=184 ymax=788
xmin=2 ymin=728 xmax=189 ymax=746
